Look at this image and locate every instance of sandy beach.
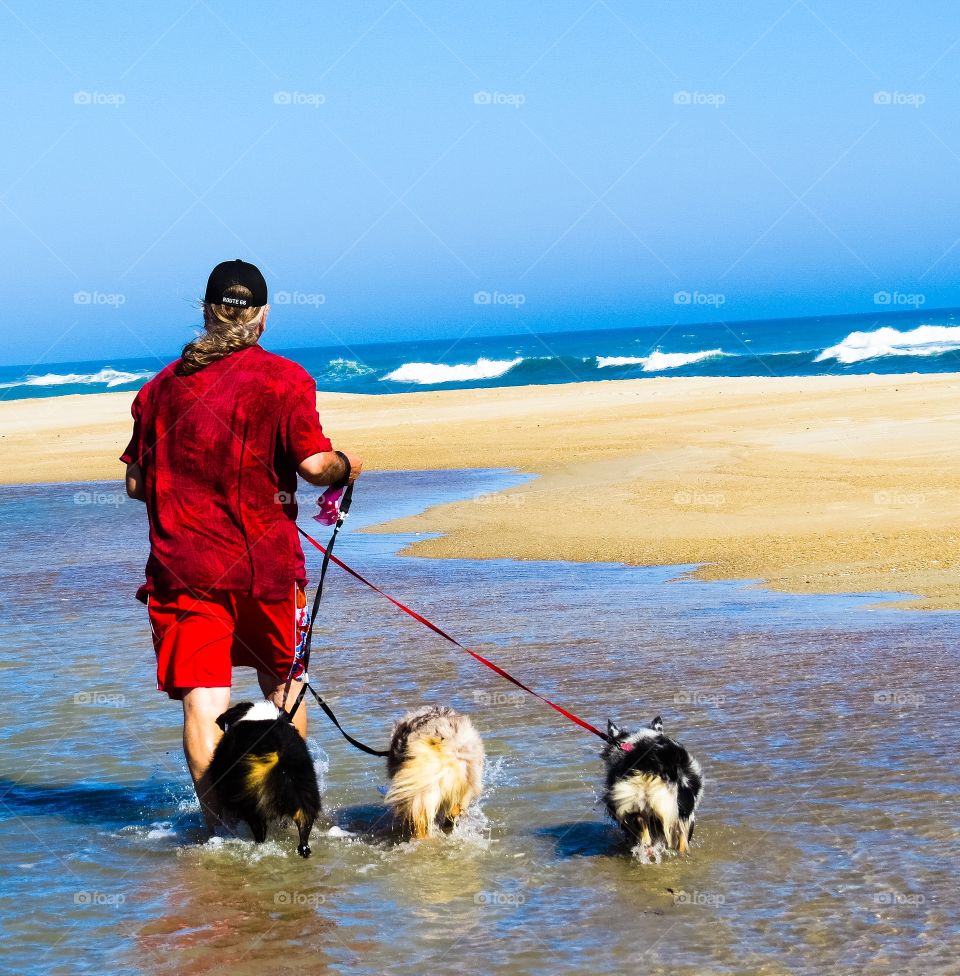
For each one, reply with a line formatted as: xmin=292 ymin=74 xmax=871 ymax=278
xmin=1 ymin=372 xmax=958 ymax=609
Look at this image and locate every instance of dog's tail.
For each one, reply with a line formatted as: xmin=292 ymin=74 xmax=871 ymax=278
xmin=243 ymin=751 xmax=282 ymax=812
xmin=243 ymin=749 xmax=320 ymax=825
xmin=385 ymin=733 xmax=481 ymax=838
xmin=609 ymin=773 xmax=682 ymax=849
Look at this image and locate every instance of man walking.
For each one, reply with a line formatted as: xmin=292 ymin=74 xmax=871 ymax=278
xmin=121 ymin=259 xmax=362 ymax=831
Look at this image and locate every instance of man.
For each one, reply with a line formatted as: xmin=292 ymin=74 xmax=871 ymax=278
xmin=121 ymin=258 xmax=362 ymax=831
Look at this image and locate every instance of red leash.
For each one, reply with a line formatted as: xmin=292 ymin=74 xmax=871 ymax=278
xmin=297 ymin=526 xmax=613 ymax=745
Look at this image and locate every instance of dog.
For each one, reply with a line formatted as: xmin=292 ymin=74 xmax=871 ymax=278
xmin=384 ymin=705 xmax=484 ymax=838
xmin=602 ymin=715 xmax=703 ymax=855
xmin=209 ymin=701 xmax=321 ymax=857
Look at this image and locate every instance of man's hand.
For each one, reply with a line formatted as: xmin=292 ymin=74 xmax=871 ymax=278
xmin=297 ymin=451 xmax=363 ymax=487
xmin=342 ymin=452 xmax=363 ymax=483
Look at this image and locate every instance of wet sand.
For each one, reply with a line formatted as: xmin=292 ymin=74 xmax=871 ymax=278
xmin=0 ymin=372 xmax=958 ymax=608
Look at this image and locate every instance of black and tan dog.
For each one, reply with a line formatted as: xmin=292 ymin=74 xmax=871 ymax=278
xmin=209 ymin=701 xmax=321 ymax=857
xmin=384 ymin=705 xmax=484 ymax=838
xmin=602 ymin=715 xmax=703 ymax=855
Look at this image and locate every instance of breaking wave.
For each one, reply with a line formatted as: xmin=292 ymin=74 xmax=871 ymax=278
xmin=383 ymin=357 xmax=524 ymax=384
xmin=596 ymin=349 xmax=728 ymax=371
xmin=324 ymin=358 xmax=376 ymax=380
xmin=0 ymin=367 xmax=154 ymax=391
xmin=815 ymin=325 xmax=960 ymax=365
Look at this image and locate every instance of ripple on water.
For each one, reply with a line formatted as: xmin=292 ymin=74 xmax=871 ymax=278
xmin=0 ymin=472 xmax=958 ymax=976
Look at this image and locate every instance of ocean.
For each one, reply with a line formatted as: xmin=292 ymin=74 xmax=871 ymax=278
xmin=1 ymin=469 xmax=957 ymax=975
xmin=2 ymin=307 xmax=960 ymax=400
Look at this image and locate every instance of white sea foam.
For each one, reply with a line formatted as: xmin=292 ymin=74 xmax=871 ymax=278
xmin=596 ymin=356 xmax=647 ymax=368
xmin=815 ymin=325 xmax=960 ymax=364
xmin=145 ymin=822 xmax=177 ymax=840
xmin=326 ymin=358 xmax=375 ymax=377
xmin=596 ymin=349 xmax=727 ymax=371
xmin=117 ymin=819 xmax=182 ymax=842
xmin=196 ymin=836 xmax=288 ymax=862
xmin=383 ymin=357 xmax=523 ymax=384
xmin=0 ymin=367 xmax=154 ymax=390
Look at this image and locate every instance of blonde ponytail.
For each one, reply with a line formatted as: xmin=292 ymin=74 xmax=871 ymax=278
xmin=178 ymin=284 xmax=266 ymax=375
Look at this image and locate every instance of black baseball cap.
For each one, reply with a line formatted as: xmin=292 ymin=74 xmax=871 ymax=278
xmin=204 ymin=259 xmax=268 ymax=307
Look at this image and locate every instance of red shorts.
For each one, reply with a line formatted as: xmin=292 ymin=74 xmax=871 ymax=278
xmin=147 ymin=585 xmax=309 ymax=700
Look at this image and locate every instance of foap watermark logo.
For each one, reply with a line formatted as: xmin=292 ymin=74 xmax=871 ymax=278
xmin=474 ymin=290 xmax=526 ymax=307
xmin=874 ymin=489 xmax=925 ymax=508
xmin=273 ymin=91 xmax=326 ymax=107
xmin=274 ymin=890 xmax=327 ymax=907
xmin=74 ymin=890 xmax=126 ymax=907
xmin=674 ymin=690 xmax=725 ymax=706
xmin=674 ymin=290 xmax=725 ymax=307
xmin=74 ymin=490 xmax=127 ymax=507
xmin=473 ymin=491 xmax=525 ymax=508
xmin=673 ymin=889 xmax=725 ymax=907
xmin=473 ymin=90 xmax=525 ymax=108
xmin=74 ymin=90 xmax=125 ymax=108
xmin=274 ymin=290 xmax=326 ymax=307
xmin=273 ymin=491 xmax=299 ymax=505
xmin=874 ymin=290 xmax=925 ymax=308
xmin=74 ymin=692 xmax=127 ymax=708
xmin=74 ymin=290 xmax=126 ymax=307
xmin=673 ymin=90 xmax=725 ymax=108
xmin=473 ymin=690 xmax=527 ymax=708
xmin=873 ymin=891 xmax=925 ymax=906
xmin=874 ymin=690 xmax=925 ymax=707
xmin=873 ymin=90 xmax=925 ymax=108
xmin=674 ymin=489 xmax=725 ymax=508
xmin=474 ymin=889 xmax=526 ymax=908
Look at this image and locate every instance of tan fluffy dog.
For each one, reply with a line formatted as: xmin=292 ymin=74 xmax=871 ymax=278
xmin=385 ymin=706 xmax=485 ymax=838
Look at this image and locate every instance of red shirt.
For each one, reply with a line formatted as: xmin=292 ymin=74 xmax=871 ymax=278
xmin=120 ymin=345 xmax=332 ymax=603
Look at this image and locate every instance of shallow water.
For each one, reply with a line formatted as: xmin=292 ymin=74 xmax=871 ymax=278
xmin=0 ymin=471 xmax=957 ymax=975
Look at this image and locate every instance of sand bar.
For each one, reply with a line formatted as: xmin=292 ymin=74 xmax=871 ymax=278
xmin=1 ymin=373 xmax=957 ymax=609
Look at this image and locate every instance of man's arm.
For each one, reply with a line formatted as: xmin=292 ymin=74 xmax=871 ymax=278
xmin=125 ymin=462 xmax=146 ymax=501
xmin=297 ymin=451 xmax=363 ymax=487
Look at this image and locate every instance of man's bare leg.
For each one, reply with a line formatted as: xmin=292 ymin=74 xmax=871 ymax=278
xmin=182 ymin=686 xmax=231 ymax=833
xmin=259 ymin=671 xmax=307 ymax=739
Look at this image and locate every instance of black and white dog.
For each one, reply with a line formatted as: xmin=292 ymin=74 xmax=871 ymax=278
xmin=209 ymin=701 xmax=321 ymax=857
xmin=602 ymin=716 xmax=703 ymax=855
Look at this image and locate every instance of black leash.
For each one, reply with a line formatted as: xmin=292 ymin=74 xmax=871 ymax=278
xmin=279 ymin=470 xmax=389 ymax=758
xmin=286 ymin=680 xmax=389 ymax=758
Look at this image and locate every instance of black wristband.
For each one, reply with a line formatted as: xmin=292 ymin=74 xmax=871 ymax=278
xmin=331 ymin=450 xmax=351 ymax=490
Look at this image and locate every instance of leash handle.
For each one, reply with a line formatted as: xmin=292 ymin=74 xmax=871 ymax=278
xmin=304 ymin=479 xmax=354 ymax=656
xmin=280 ymin=480 xmax=354 ymax=717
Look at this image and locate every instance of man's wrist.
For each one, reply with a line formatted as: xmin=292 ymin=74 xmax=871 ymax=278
xmin=331 ymin=450 xmax=351 ymax=489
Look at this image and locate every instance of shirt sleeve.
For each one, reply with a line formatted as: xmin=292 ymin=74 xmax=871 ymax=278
xmin=280 ymin=375 xmax=333 ymax=466
xmin=119 ymin=388 xmax=145 ymax=465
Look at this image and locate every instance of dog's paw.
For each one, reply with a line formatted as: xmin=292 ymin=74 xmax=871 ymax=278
xmin=296 ymin=844 xmax=312 ymax=858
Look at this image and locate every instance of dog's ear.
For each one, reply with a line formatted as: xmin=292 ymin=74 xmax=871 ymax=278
xmin=607 ymin=719 xmax=623 ymax=739
xmin=215 ymin=703 xmax=251 ymax=731
xmin=650 ymin=715 xmax=663 ymax=733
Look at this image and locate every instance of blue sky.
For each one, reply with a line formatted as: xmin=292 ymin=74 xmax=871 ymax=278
xmin=3 ymin=1 xmax=960 ymax=366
